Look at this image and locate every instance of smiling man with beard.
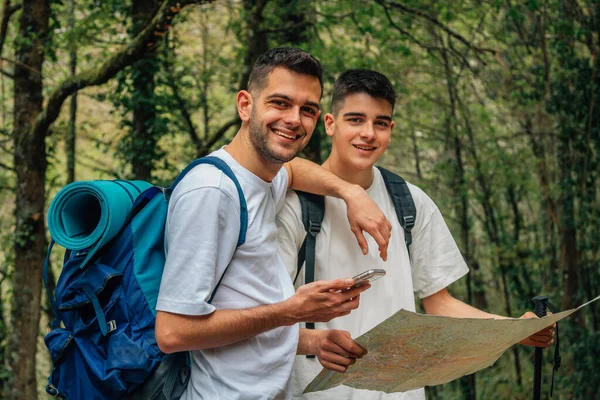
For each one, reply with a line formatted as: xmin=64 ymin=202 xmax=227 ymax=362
xmin=154 ymin=49 xmax=392 ymax=400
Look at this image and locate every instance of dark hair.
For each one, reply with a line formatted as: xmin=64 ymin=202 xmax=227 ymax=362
xmin=330 ymin=69 xmax=396 ymax=115
xmin=248 ymin=47 xmax=323 ymax=95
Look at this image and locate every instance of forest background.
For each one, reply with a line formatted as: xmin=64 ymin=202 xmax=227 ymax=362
xmin=0 ymin=0 xmax=598 ymax=399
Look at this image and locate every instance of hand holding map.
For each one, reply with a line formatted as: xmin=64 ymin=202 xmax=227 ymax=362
xmin=305 ymin=295 xmax=600 ymax=394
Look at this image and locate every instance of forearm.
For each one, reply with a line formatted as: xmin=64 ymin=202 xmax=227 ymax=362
xmin=156 ymin=302 xmax=295 ymax=353
xmin=422 ymin=289 xmax=504 ymax=319
xmin=422 ymin=289 xmax=554 ymax=348
xmin=286 ymin=158 xmax=358 ymax=199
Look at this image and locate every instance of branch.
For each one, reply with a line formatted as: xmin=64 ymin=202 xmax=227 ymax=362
xmin=0 ymin=56 xmax=39 ymax=74
xmin=0 ymin=140 xmax=12 ymax=155
xmin=162 ymin=40 xmax=201 ymax=148
xmin=0 ymin=67 xmax=12 ymax=78
xmin=172 ymin=83 xmax=201 ymax=148
xmin=375 ymin=0 xmax=496 ymax=55
xmin=0 ymin=1 xmax=21 ymax=58
xmin=258 ymin=19 xmax=314 ymax=34
xmin=0 ymin=159 xmax=13 ymax=171
xmin=197 ymin=117 xmax=240 ymax=156
xmin=29 ymin=0 xmax=211 ymax=144
xmin=381 ymin=5 xmax=436 ymax=52
xmin=0 ymin=266 xmax=7 ymax=280
xmin=78 ymin=157 xmax=122 ymax=179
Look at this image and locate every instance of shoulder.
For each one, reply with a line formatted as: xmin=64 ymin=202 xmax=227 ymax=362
xmin=271 ymin=167 xmax=290 ymax=208
xmin=405 ymin=182 xmax=440 ymax=219
xmin=276 ymin=190 xmax=306 ymax=260
xmin=277 ymin=189 xmax=302 ymax=225
xmin=170 ymin=163 xmax=240 ymax=212
xmin=373 ymin=167 xmax=439 ymax=225
xmin=273 ymin=166 xmax=289 ymax=189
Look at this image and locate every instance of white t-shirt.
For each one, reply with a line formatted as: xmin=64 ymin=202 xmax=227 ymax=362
xmin=276 ymin=167 xmax=469 ymax=399
xmin=157 ymin=148 xmax=298 ymax=400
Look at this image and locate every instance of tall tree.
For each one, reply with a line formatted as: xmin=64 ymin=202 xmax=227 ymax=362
xmin=6 ymin=1 xmax=207 ymax=397
xmin=129 ymin=0 xmax=161 ymax=180
xmin=66 ymin=0 xmax=76 ymax=184
xmin=8 ymin=0 xmax=50 ymax=398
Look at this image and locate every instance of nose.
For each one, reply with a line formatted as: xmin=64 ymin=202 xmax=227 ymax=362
xmin=283 ymin=106 xmax=301 ymax=127
xmin=360 ymin=122 xmax=376 ymax=140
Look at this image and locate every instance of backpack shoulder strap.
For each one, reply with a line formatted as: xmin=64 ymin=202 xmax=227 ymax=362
xmin=295 ymin=191 xmax=325 ymax=285
xmin=167 ymin=156 xmax=249 ymax=303
xmin=167 ymin=156 xmax=248 ymax=247
xmin=295 ymin=191 xmax=325 ymax=333
xmin=377 ymin=166 xmax=416 ymax=250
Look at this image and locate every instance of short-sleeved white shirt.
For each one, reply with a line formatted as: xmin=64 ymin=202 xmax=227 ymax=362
xmin=157 ymin=148 xmax=298 ymax=400
xmin=276 ymin=167 xmax=469 ymax=399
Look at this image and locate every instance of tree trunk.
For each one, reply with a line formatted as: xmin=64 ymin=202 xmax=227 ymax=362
xmin=239 ymin=0 xmax=268 ymax=92
xmin=192 ymin=0 xmax=267 ymax=157
xmin=558 ymin=130 xmax=579 ymax=311
xmin=66 ymin=0 xmax=76 ymax=184
xmin=439 ymin=36 xmax=477 ymax=400
xmin=130 ymin=0 xmax=160 ymax=181
xmin=7 ymin=1 xmax=50 ymax=399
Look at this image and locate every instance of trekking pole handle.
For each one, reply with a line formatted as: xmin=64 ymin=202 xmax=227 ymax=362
xmin=532 ymin=296 xmax=548 ymax=400
xmin=533 ymin=296 xmax=548 ymax=318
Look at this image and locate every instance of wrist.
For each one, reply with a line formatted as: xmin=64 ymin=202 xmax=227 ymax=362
xmin=337 ymin=182 xmax=362 ymax=202
xmin=274 ymin=298 xmax=299 ymax=326
xmin=300 ymin=328 xmax=321 ymax=355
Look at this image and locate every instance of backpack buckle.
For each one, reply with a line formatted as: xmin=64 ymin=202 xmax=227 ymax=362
xmin=107 ymin=320 xmax=117 ymax=333
xmin=46 ymin=384 xmax=59 ymax=397
xmin=159 ymin=186 xmax=171 ymax=203
xmin=403 ymin=215 xmax=415 ymax=229
xmin=308 ymin=221 xmax=321 ymax=236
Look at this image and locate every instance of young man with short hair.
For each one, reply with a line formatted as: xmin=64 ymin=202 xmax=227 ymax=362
xmin=276 ymin=69 xmax=554 ymax=399
xmin=155 ymin=50 xmax=391 ymax=399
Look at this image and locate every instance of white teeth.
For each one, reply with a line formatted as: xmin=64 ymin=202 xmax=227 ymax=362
xmin=273 ymin=129 xmax=296 ymax=140
xmin=354 ymin=145 xmax=375 ymax=150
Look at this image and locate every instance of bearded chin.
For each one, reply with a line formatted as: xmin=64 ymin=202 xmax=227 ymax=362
xmin=248 ymin=111 xmax=299 ymax=164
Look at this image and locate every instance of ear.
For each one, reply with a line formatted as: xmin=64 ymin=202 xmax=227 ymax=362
xmin=324 ymin=113 xmax=336 ymax=137
xmin=237 ymin=90 xmax=252 ymax=122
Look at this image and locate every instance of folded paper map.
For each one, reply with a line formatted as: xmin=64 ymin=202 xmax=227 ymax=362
xmin=305 ymin=295 xmax=600 ymax=394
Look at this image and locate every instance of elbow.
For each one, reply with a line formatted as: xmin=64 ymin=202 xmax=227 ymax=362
xmin=155 ymin=312 xmax=181 ymax=354
xmin=155 ymin=332 xmax=177 ymax=354
xmin=421 ymin=288 xmax=451 ymax=315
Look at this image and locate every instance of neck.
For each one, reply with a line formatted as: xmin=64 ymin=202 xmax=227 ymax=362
xmin=322 ymin=152 xmax=374 ymax=190
xmin=225 ymin=125 xmax=281 ymax=182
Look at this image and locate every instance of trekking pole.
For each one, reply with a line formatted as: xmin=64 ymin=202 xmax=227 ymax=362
xmin=532 ymin=296 xmax=548 ymax=400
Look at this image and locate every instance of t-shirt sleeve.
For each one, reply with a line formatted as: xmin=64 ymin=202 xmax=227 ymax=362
xmin=272 ymin=167 xmax=290 ymax=213
xmin=408 ymin=186 xmax=469 ymax=299
xmin=157 ymin=185 xmax=240 ymax=316
xmin=276 ymin=190 xmax=306 ymax=282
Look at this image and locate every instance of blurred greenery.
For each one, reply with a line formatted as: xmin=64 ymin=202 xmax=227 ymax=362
xmin=0 ymin=0 xmax=599 ymax=398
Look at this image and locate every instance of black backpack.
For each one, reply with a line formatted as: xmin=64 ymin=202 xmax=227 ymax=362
xmin=294 ymin=167 xmax=416 ymax=336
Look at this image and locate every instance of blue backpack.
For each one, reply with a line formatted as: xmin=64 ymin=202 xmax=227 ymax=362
xmin=43 ymin=156 xmax=248 ymax=399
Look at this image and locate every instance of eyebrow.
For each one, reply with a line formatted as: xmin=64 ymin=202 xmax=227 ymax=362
xmin=265 ymin=93 xmax=320 ymax=110
xmin=343 ymin=112 xmax=392 ymax=122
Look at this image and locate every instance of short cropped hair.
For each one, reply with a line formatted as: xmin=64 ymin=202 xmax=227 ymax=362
xmin=248 ymin=47 xmax=323 ymax=96
xmin=330 ymin=69 xmax=396 ymax=116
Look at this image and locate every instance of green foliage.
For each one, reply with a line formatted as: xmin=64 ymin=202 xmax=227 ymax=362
xmin=1 ymin=0 xmax=600 ymax=398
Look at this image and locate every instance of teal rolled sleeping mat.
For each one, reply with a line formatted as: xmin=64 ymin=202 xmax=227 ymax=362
xmin=47 ymin=180 xmax=152 ymax=269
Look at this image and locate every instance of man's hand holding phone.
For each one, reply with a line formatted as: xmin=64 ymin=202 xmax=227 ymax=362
xmin=282 ymin=269 xmax=386 ymax=325
xmin=343 ymin=268 xmax=386 ymax=291
xmin=284 ymin=278 xmax=371 ymax=324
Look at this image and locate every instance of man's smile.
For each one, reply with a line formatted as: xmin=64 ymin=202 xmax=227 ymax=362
xmin=270 ymin=126 xmax=304 ymax=141
xmin=352 ymin=144 xmax=377 ymax=151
